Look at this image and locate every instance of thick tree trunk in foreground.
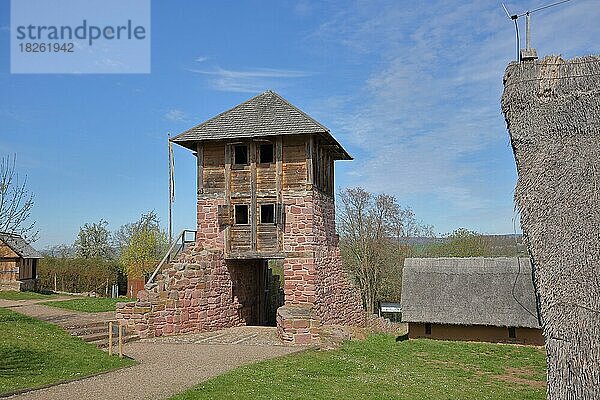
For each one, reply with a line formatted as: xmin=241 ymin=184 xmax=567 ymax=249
xmin=502 ymin=55 xmax=600 ymax=399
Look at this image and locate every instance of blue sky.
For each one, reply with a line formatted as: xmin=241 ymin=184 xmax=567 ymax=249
xmin=1 ymin=0 xmax=598 ymax=248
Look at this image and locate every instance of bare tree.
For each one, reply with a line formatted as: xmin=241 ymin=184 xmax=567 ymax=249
xmin=42 ymin=244 xmax=75 ymax=258
xmin=337 ymin=187 xmax=432 ymax=311
xmin=389 ymin=205 xmax=434 ymax=258
xmin=0 ymin=155 xmax=37 ymax=241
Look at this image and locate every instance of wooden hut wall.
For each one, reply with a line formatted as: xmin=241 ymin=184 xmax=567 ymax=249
xmin=0 ymin=244 xmax=19 ymax=284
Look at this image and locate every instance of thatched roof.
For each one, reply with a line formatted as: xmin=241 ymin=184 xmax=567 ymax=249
xmin=0 ymin=232 xmax=41 ymax=259
xmin=171 ymin=90 xmax=352 ymax=160
xmin=401 ymin=258 xmax=540 ymax=329
xmin=502 ymin=55 xmax=600 ymax=395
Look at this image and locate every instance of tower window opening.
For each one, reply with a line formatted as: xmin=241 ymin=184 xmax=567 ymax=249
xmin=260 ymin=204 xmax=275 ymax=224
xmin=234 ymin=145 xmax=249 ymax=165
xmin=235 ymin=204 xmax=249 ymax=225
xmin=259 ymin=143 xmax=274 ymax=164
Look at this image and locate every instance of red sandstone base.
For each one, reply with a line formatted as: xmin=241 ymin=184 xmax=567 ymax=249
xmin=276 ymin=305 xmax=321 ymax=345
xmin=116 ymin=248 xmax=397 ymax=344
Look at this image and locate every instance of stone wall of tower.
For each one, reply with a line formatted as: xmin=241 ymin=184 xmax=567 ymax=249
xmin=117 ymin=247 xmax=247 ymax=338
xmin=281 ymin=192 xmax=316 ymax=306
xmin=311 ymin=190 xmax=366 ymax=326
xmin=196 ymin=197 xmax=226 ymax=251
xmin=281 ymin=190 xmax=364 ymax=323
xmin=277 ymin=189 xmax=380 ymax=344
xmin=118 ymin=182 xmax=394 ymax=344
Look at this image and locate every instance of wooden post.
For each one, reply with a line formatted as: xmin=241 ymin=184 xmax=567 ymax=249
xmin=108 ymin=321 xmax=113 ymax=356
xmin=54 ymin=273 xmax=57 ymax=292
xmin=275 ymin=136 xmax=283 ymax=251
xmin=168 ymin=134 xmax=173 ymax=245
xmin=306 ymin=135 xmax=314 ymax=186
xmin=224 ymin=144 xmax=232 ymax=254
xmin=250 ymin=141 xmax=257 ymax=252
xmin=118 ymin=324 xmax=123 ymax=358
xmin=197 ymin=142 xmax=204 ymax=195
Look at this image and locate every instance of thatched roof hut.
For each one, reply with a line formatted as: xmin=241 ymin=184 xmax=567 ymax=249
xmin=502 ymin=55 xmax=600 ymax=398
xmin=402 ymin=257 xmax=539 ymax=328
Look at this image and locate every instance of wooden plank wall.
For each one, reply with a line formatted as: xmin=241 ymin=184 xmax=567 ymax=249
xmin=199 ymin=135 xmax=315 ymax=256
xmin=18 ymin=259 xmax=34 ymax=280
xmin=0 ymin=243 xmax=19 ymax=283
xmin=275 ymin=137 xmax=283 ymax=251
xmin=202 ymin=142 xmax=226 ymax=195
xmin=256 ymin=160 xmax=277 ymax=194
xmin=0 ymin=260 xmax=18 ymax=282
xmin=312 ymin=137 xmax=334 ymax=195
xmin=0 ymin=243 xmax=18 ymax=258
xmin=282 ymin=136 xmax=307 ymax=190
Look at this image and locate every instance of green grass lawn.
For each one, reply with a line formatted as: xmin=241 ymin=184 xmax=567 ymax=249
xmin=45 ymin=297 xmax=133 ymax=313
xmin=0 ymin=291 xmax=58 ymax=301
xmin=172 ymin=335 xmax=547 ymax=400
xmin=0 ymin=307 xmax=135 ymax=395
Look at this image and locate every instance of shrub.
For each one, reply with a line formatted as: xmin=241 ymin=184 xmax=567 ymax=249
xmin=38 ymin=257 xmax=122 ymax=294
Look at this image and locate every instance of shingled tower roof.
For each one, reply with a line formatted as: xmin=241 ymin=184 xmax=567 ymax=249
xmin=171 ymin=90 xmax=352 ymax=160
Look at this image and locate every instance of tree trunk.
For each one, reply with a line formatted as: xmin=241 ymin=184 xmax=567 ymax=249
xmin=502 ymin=55 xmax=600 ymax=399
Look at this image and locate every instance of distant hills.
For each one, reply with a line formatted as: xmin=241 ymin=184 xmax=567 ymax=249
xmin=405 ymin=234 xmax=523 ymax=246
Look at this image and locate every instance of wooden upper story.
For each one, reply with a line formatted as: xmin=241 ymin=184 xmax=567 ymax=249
xmin=196 ymin=134 xmax=337 ymax=197
xmin=171 ymin=91 xmax=351 ymax=258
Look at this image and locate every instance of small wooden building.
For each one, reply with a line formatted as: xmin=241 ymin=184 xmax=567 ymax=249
xmin=401 ymin=257 xmax=543 ymax=345
xmin=0 ymin=232 xmax=41 ymax=291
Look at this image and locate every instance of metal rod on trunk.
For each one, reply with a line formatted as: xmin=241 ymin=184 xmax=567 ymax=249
xmin=525 ymin=12 xmax=531 ymax=50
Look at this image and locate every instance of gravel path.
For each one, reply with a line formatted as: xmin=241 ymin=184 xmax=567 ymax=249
xmin=2 ymin=299 xmax=304 ymax=399
xmin=8 ymin=337 xmax=303 ymax=400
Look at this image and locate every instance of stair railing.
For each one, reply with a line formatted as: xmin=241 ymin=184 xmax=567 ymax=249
xmin=146 ymin=229 xmax=196 ymax=287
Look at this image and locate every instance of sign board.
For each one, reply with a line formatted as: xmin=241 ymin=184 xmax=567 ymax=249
xmin=380 ymin=302 xmax=402 ymax=313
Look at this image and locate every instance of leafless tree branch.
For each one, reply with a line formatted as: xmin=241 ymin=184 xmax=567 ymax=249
xmin=0 ymin=154 xmax=38 ymax=241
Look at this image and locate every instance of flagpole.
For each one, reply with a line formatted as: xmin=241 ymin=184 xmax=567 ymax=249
xmin=168 ymin=133 xmax=173 ymax=245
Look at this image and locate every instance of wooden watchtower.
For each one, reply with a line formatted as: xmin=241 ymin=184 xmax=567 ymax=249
xmin=119 ymin=91 xmax=369 ymax=344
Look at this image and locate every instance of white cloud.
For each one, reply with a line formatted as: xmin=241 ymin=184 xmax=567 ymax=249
xmin=164 ymin=109 xmax=188 ymax=122
xmin=0 ymin=109 xmax=21 ymax=121
xmin=188 ymin=66 xmax=311 ymax=93
xmin=94 ymin=58 xmax=124 ymax=68
xmin=293 ymin=0 xmax=313 ymax=17
xmin=309 ymin=0 xmax=598 ymax=233
xmin=195 ymin=56 xmax=209 ymax=63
